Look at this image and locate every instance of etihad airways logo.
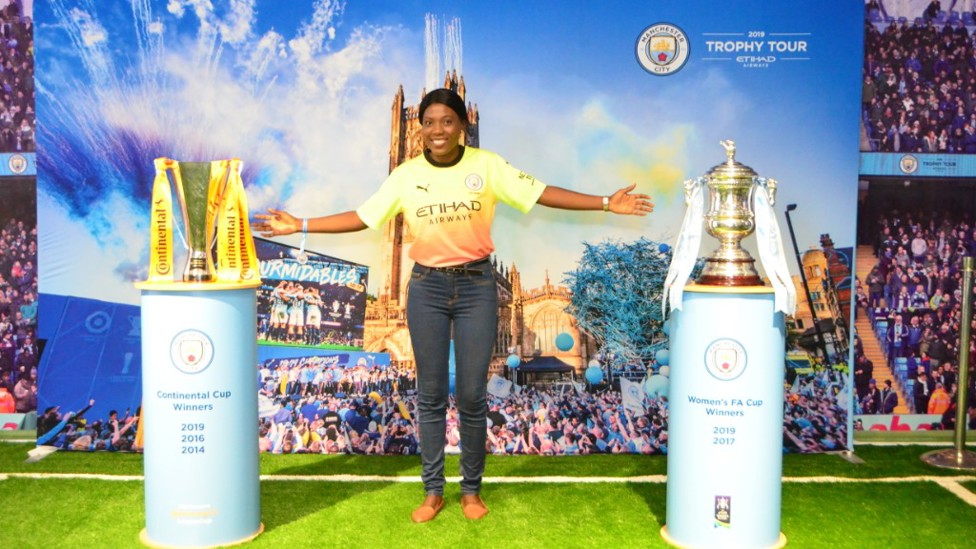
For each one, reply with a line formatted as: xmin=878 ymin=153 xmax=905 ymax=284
xmin=416 ymin=200 xmax=482 ymax=217
xmin=416 ymin=200 xmax=482 ymax=225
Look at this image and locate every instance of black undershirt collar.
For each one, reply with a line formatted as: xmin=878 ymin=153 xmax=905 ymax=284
xmin=423 ymin=146 xmax=466 ymax=168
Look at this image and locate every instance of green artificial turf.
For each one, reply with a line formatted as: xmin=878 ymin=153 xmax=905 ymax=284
xmin=2 ymin=440 xmax=975 ymax=548
xmin=781 ymin=482 xmax=976 ymax=548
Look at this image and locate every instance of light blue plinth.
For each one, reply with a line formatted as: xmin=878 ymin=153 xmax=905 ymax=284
xmin=140 ymin=287 xmax=262 ymax=548
xmin=663 ymin=286 xmax=786 ymax=549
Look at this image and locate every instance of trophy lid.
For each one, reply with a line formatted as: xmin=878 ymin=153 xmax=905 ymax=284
xmin=706 ymin=140 xmax=757 ymax=179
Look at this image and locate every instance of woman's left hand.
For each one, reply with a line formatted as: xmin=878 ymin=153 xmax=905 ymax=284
xmin=609 ymin=183 xmax=655 ymax=216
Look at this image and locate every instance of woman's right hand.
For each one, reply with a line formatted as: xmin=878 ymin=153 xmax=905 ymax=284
xmin=253 ymin=208 xmax=301 ymax=236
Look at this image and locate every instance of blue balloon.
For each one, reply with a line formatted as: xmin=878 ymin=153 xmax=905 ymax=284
xmin=584 ymin=365 xmax=604 ymax=384
xmin=644 ymin=374 xmax=669 ymax=398
xmin=506 ymin=354 xmax=520 ymax=369
xmin=555 ymin=332 xmax=574 ymax=352
xmin=655 ymin=348 xmax=670 ymax=366
xmin=658 ymin=242 xmax=670 ymax=253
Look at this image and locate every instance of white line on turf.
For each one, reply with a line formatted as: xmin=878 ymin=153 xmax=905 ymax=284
xmin=2 ymin=472 xmax=974 ymax=487
xmin=933 ymin=478 xmax=976 ymax=506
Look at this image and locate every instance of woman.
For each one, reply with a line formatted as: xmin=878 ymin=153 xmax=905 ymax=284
xmin=254 ymin=88 xmax=653 ymax=522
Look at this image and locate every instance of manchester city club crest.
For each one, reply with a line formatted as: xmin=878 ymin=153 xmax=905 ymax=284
xmin=899 ymin=154 xmax=919 ymax=175
xmin=465 ymin=173 xmax=484 ymax=191
xmin=170 ymin=329 xmax=215 ymax=375
xmin=704 ymin=338 xmax=747 ymax=381
xmin=636 ymin=23 xmax=690 ymax=75
xmin=8 ymin=153 xmax=28 ymax=174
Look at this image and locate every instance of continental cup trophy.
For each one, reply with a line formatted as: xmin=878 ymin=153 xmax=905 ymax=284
xmin=146 ymin=157 xmax=259 ymax=285
xmin=137 ymin=159 xmax=263 ymax=547
xmin=664 ymin=140 xmax=795 ymax=314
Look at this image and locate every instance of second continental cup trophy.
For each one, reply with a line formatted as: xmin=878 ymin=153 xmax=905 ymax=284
xmin=146 ymin=157 xmax=259 ymax=285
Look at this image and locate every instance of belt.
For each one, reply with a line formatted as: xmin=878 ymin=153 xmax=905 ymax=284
xmin=419 ymin=257 xmax=491 ymax=276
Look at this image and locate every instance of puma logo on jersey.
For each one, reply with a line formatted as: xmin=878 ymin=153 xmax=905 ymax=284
xmin=416 ymin=184 xmax=431 ymax=193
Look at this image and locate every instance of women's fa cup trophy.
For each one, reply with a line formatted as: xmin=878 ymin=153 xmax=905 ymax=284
xmin=699 ymin=139 xmax=768 ymax=286
xmin=660 ymin=141 xmax=796 ymax=549
xmin=664 ymin=140 xmax=795 ymax=314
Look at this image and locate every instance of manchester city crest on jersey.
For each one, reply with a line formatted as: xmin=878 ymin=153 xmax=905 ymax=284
xmin=465 ymin=173 xmax=484 ymax=191
xmin=704 ymin=338 xmax=747 ymax=381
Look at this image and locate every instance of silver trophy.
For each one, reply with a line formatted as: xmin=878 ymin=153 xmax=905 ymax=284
xmin=172 ymin=161 xmax=225 ymax=282
xmin=696 ymin=140 xmax=774 ymax=286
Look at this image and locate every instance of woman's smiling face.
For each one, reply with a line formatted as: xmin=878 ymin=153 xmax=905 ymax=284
xmin=421 ymin=103 xmax=465 ymax=163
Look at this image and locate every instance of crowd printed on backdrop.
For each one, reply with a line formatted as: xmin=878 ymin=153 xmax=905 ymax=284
xmin=853 ymin=188 xmax=976 ymax=424
xmin=259 ymin=259 xmax=363 ymax=286
xmin=258 ymin=354 xmax=672 ymax=456
xmin=0 ymin=200 xmax=39 ymax=417
xmin=863 ymin=12 xmax=976 ymax=154
xmin=259 ymin=359 xmax=852 ymax=455
xmin=35 ymin=400 xmax=141 ymax=452
xmin=33 ymin=355 xmax=852 ymax=455
xmin=855 ymin=414 xmax=943 ymax=431
xmin=783 ymin=367 xmax=849 ymax=453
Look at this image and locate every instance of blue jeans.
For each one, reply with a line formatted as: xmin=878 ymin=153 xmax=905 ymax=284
xmin=406 ymin=258 xmax=497 ymax=496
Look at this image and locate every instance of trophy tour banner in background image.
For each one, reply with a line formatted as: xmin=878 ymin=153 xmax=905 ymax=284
xmin=31 ymin=1 xmax=864 ymax=456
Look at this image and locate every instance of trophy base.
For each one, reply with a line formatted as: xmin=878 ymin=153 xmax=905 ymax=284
xmin=697 ymin=258 xmax=763 ymax=287
xmin=184 ymin=253 xmax=215 ymax=283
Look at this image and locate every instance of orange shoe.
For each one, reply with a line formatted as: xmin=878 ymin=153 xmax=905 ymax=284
xmin=460 ymin=494 xmax=489 ymax=520
xmin=411 ymin=494 xmax=445 ymax=523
